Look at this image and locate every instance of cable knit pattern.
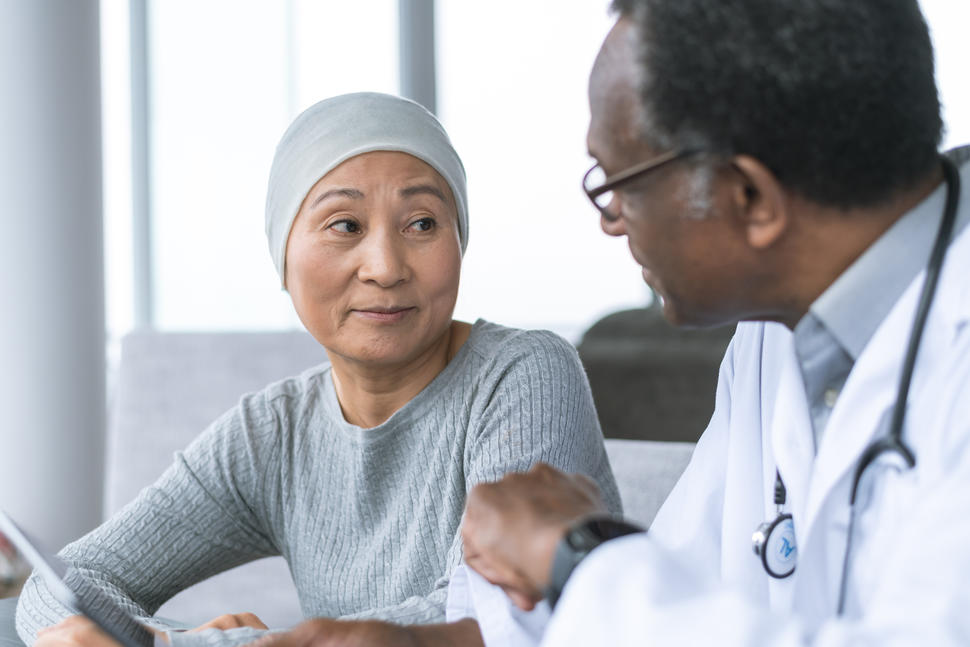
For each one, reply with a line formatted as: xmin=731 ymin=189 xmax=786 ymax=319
xmin=16 ymin=320 xmax=621 ymax=647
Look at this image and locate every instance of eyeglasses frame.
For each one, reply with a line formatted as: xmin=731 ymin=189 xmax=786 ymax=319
xmin=583 ymin=148 xmax=700 ymax=222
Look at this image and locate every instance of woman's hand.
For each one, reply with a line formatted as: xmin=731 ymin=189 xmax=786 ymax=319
xmin=33 ymin=611 xmax=268 ymax=647
xmin=190 ymin=613 xmax=268 ymax=632
xmin=35 ymin=616 xmax=119 ymax=647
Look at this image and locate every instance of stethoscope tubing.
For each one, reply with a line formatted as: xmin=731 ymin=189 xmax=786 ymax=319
xmin=835 ymin=156 xmax=961 ymax=615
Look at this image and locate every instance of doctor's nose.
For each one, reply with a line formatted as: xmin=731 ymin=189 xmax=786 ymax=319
xmin=600 ymin=208 xmax=628 ymax=237
xmin=356 ymin=231 xmax=410 ymax=287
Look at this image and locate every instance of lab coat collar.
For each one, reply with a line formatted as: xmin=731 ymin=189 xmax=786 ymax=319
xmin=800 ymin=160 xmax=970 ymax=546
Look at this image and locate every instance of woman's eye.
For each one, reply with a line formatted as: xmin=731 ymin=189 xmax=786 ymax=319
xmin=329 ymin=220 xmax=360 ymax=234
xmin=408 ymin=217 xmax=436 ymax=232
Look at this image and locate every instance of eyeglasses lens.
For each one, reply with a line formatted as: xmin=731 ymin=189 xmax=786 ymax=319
xmin=584 ymin=166 xmax=614 ymax=211
xmin=595 ymin=189 xmax=614 ymax=211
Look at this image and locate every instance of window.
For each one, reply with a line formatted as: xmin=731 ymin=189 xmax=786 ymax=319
xmin=438 ymin=2 xmax=648 ymax=341
xmin=102 ymin=1 xmax=970 ymax=344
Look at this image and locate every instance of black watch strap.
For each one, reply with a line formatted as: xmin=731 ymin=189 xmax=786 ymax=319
xmin=544 ymin=516 xmax=643 ymax=609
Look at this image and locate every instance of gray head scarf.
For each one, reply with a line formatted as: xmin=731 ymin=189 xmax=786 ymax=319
xmin=265 ymin=92 xmax=469 ymax=289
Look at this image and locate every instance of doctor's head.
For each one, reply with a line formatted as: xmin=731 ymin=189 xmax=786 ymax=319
xmin=264 ymin=92 xmax=468 ymax=368
xmin=587 ymin=0 xmax=943 ymax=328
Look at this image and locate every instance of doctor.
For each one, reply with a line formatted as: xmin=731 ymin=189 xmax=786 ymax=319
xmin=459 ymin=0 xmax=970 ymax=644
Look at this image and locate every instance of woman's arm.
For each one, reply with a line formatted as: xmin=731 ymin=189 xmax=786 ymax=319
xmin=463 ymin=329 xmax=621 ymax=511
xmin=291 ymin=329 xmax=612 ymax=639
xmin=333 ymin=330 xmax=617 ymax=627
xmin=16 ymin=394 xmax=285 ymax=645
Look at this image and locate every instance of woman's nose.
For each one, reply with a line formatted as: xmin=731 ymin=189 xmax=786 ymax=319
xmin=356 ymin=231 xmax=410 ymax=287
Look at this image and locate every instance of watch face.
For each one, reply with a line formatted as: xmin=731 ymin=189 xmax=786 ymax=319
xmin=567 ymin=523 xmax=606 ymax=552
xmin=568 ymin=518 xmax=642 ymax=552
xmin=547 ymin=517 xmax=643 ymax=610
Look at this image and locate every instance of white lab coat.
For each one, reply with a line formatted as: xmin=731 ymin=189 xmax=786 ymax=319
xmin=540 ymin=165 xmax=970 ymax=645
xmin=448 ymin=160 xmax=970 ymax=646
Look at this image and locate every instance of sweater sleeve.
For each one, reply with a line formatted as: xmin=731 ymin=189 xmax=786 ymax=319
xmin=15 ymin=393 xmax=285 ymax=646
xmin=464 ymin=330 xmax=622 ymax=512
xmin=331 ymin=330 xmax=621 ymax=627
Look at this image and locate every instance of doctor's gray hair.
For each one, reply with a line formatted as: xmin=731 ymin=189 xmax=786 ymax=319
xmin=610 ymin=0 xmax=942 ymax=209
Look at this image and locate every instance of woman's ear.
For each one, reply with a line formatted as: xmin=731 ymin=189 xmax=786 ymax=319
xmin=730 ymin=155 xmax=789 ymax=250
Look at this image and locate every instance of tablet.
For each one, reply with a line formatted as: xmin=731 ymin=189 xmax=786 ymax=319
xmin=0 ymin=510 xmax=154 ymax=647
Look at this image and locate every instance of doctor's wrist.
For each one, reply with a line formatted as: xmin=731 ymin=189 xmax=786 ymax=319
xmin=543 ymin=516 xmax=644 ymax=609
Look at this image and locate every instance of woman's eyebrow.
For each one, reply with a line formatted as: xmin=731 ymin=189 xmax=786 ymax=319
xmin=400 ymin=184 xmax=446 ymax=202
xmin=311 ymin=187 xmax=364 ymax=208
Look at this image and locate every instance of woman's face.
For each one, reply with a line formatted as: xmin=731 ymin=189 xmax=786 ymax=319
xmin=285 ymin=151 xmax=462 ymax=368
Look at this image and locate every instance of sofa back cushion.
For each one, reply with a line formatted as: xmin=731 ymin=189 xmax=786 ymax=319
xmin=107 ymin=331 xmax=323 ymax=627
xmin=604 ymin=439 xmax=693 ymax=528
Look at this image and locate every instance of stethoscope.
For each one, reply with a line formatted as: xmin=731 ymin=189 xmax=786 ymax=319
xmin=751 ymin=156 xmax=962 ymax=613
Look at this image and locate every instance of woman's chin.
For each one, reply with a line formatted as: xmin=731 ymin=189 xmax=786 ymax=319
xmin=326 ymin=323 xmax=451 ymax=369
xmin=334 ymin=338 xmax=416 ymax=367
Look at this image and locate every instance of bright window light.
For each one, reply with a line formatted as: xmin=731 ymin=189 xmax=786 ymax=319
xmin=101 ymin=1 xmax=970 ymax=344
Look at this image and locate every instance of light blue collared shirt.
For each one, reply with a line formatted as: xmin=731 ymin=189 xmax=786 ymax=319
xmin=793 ymin=147 xmax=970 ymax=451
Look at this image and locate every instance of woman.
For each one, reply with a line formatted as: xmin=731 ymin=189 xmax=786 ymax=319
xmin=16 ymin=93 xmax=620 ymax=646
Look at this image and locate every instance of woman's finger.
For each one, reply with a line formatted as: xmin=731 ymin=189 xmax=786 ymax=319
xmin=190 ymin=612 xmax=268 ymax=632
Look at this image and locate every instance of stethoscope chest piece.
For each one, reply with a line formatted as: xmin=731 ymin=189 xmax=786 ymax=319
xmin=752 ymin=512 xmax=797 ymax=578
xmin=753 ymin=469 xmax=797 ymax=578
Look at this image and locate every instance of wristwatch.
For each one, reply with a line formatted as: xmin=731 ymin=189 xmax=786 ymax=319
xmin=544 ymin=516 xmax=644 ymax=609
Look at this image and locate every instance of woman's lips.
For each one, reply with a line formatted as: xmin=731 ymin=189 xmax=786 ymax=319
xmin=352 ymin=307 xmax=415 ymax=323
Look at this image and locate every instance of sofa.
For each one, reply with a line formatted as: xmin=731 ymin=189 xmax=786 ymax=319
xmin=1 ymin=329 xmax=699 ymax=643
xmin=577 ymin=303 xmax=734 ymax=442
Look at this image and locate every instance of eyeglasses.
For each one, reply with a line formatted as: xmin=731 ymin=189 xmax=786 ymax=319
xmin=583 ymin=149 xmax=698 ymax=222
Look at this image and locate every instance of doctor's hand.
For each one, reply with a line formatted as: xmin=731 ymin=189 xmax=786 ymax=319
xmin=462 ymin=463 xmax=608 ymax=611
xmin=35 ymin=616 xmax=121 ymax=647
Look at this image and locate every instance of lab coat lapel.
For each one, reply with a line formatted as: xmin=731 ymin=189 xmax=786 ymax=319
xmin=804 ymin=162 xmax=970 ymax=543
xmin=802 ymin=279 xmax=919 ymax=542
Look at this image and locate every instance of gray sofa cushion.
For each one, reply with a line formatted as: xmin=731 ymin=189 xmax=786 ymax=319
xmin=107 ymin=331 xmax=325 ymax=514
xmin=578 ymin=304 xmax=733 ymax=443
xmin=604 ymin=439 xmax=693 ymax=528
xmin=107 ymin=331 xmax=324 ymax=627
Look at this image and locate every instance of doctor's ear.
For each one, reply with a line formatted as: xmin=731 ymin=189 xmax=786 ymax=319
xmin=730 ymin=155 xmax=789 ymax=250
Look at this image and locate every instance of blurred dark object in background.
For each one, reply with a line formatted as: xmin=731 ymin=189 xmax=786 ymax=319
xmin=578 ymin=300 xmax=735 ymax=443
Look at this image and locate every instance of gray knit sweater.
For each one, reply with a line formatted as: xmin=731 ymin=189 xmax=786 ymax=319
xmin=17 ymin=320 xmax=620 ymax=646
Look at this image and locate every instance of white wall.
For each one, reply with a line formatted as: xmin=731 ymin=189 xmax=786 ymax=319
xmin=439 ymin=2 xmax=650 ymax=341
xmin=922 ymin=0 xmax=970 ymax=149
